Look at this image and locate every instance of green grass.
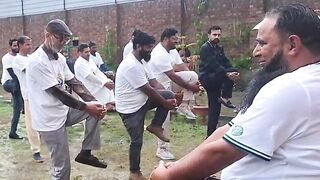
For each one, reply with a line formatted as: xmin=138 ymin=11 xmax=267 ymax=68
xmin=0 ymin=87 xmax=242 ymax=179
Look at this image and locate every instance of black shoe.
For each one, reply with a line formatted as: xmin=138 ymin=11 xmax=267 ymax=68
xmin=9 ymin=133 xmax=23 ymax=139
xmin=218 ymin=98 xmax=236 ymax=109
xmin=33 ymin=152 xmax=44 ymax=163
xmin=75 ymin=153 xmax=107 ymax=168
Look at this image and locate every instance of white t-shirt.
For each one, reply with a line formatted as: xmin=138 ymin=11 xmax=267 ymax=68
xmin=26 ymin=47 xmax=74 ymax=131
xmin=221 ymin=63 xmax=320 ymax=179
xmin=90 ymin=52 xmax=104 ymax=67
xmin=148 ymin=43 xmax=183 ymax=89
xmin=170 ymin=48 xmax=184 ymax=65
xmin=12 ymin=54 xmax=28 ymax=99
xmin=123 ymin=40 xmax=133 ymax=59
xmin=1 ymin=53 xmax=16 ymax=84
xmin=74 ymin=56 xmax=109 ymax=94
xmin=115 ymin=52 xmax=155 ymax=114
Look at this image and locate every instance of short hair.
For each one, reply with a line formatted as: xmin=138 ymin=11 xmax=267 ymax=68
xmin=132 ymin=29 xmax=141 ymax=37
xmin=132 ymin=31 xmax=155 ymax=49
xmin=177 ymin=48 xmax=191 ymax=57
xmin=17 ymin=36 xmax=31 ymax=46
xmin=266 ymin=3 xmax=320 ymax=53
xmin=88 ymin=41 xmax=96 ymax=48
xmin=78 ymin=43 xmax=89 ymax=52
xmin=9 ymin=38 xmax=18 ymax=46
xmin=160 ymin=28 xmax=178 ymax=41
xmin=207 ymin=26 xmax=222 ymax=34
xmin=184 ymin=48 xmax=191 ymax=57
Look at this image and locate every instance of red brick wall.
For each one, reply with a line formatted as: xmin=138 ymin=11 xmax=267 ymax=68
xmin=0 ymin=0 xmax=319 ymax=68
xmin=0 ymin=17 xmax=23 ymax=54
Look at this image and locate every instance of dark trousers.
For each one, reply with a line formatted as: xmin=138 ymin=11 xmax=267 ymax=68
xmin=200 ymin=75 xmax=234 ymax=137
xmin=39 ymin=108 xmax=101 ymax=179
xmin=3 ymin=79 xmax=23 ymax=135
xmin=119 ymin=90 xmax=174 ymax=172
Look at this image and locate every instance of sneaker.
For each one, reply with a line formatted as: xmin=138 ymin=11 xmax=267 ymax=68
xmin=156 ymin=148 xmax=175 ymax=160
xmin=129 ymin=171 xmax=147 ymax=180
xmin=9 ymin=133 xmax=23 ymax=140
xmin=75 ymin=153 xmax=107 ymax=168
xmin=146 ymin=125 xmax=170 ymax=142
xmin=176 ymin=106 xmax=197 ymax=119
xmin=33 ymin=152 xmax=44 ymax=163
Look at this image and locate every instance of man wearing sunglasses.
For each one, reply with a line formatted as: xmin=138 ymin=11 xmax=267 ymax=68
xmin=26 ymin=19 xmax=108 ymax=179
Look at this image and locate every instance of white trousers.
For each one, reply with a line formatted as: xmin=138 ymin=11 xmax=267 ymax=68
xmin=157 ymin=71 xmax=198 ymax=149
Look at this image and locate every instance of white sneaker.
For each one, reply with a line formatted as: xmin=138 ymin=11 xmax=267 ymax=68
xmin=156 ymin=148 xmax=175 ymax=160
xmin=176 ymin=106 xmax=197 ymax=119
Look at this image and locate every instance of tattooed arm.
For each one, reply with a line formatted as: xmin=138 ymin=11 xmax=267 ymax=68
xmin=65 ymin=77 xmax=96 ymax=102
xmin=46 ymin=85 xmax=87 ymax=110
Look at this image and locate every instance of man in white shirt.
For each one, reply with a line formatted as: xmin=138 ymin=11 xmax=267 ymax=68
xmin=148 ymin=28 xmax=201 ymax=160
xmin=89 ymin=41 xmax=108 ymax=71
xmin=75 ymin=43 xmax=115 ymax=109
xmin=26 ymin=19 xmax=108 ymax=179
xmin=123 ymin=29 xmax=141 ymax=59
xmin=12 ymin=35 xmax=43 ymax=162
xmin=151 ymin=4 xmax=320 ymax=179
xmin=1 ymin=38 xmax=24 ymax=139
xmin=115 ymin=30 xmax=176 ymax=180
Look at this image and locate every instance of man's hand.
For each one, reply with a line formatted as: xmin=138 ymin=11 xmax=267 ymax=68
xmin=104 ymin=81 xmax=114 ymax=90
xmin=226 ymin=72 xmax=240 ymax=82
xmin=150 ymin=161 xmax=170 ymax=180
xmin=84 ymin=101 xmax=107 ymax=120
xmin=163 ymin=99 xmax=177 ymax=110
xmin=189 ymin=83 xmax=202 ymax=93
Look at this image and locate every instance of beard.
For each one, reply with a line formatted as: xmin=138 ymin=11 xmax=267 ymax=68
xmin=48 ymin=37 xmax=61 ymax=53
xmin=140 ymin=50 xmax=151 ymax=62
xmin=210 ymin=38 xmax=220 ymax=44
xmin=11 ymin=48 xmax=19 ymax=54
xmin=240 ymin=51 xmax=289 ymax=114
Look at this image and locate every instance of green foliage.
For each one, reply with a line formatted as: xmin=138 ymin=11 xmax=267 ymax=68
xmin=220 ymin=22 xmax=251 ymax=49
xmin=232 ymin=56 xmax=252 ymax=70
xmin=197 ymin=0 xmax=209 ymax=15
xmin=101 ymin=27 xmax=119 ymax=71
xmin=191 ymin=19 xmax=207 ymax=55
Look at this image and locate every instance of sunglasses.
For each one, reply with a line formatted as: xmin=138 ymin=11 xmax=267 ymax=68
xmin=52 ymin=34 xmax=71 ymax=44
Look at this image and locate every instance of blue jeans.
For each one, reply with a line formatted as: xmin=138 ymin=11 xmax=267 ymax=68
xmin=3 ymin=79 xmax=23 ymax=135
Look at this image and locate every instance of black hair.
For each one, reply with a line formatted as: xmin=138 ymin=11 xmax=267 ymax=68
xmin=132 ymin=29 xmax=141 ymax=37
xmin=184 ymin=48 xmax=191 ymax=57
xmin=160 ymin=28 xmax=178 ymax=41
xmin=9 ymin=38 xmax=18 ymax=46
xmin=266 ymin=3 xmax=320 ymax=54
xmin=132 ymin=31 xmax=155 ymax=49
xmin=88 ymin=41 xmax=96 ymax=48
xmin=78 ymin=43 xmax=89 ymax=52
xmin=207 ymin=25 xmax=222 ymax=34
xmin=17 ymin=36 xmax=31 ymax=46
xmin=177 ymin=47 xmax=191 ymax=57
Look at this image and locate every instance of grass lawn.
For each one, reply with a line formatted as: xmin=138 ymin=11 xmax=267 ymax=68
xmin=0 ymin=89 xmax=242 ymax=179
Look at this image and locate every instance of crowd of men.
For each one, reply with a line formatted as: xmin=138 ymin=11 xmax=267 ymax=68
xmin=1 ymin=3 xmax=320 ymax=180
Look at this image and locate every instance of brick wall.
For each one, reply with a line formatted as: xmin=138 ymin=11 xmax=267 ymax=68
xmin=0 ymin=0 xmax=319 ymax=68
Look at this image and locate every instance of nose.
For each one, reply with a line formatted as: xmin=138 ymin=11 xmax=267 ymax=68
xmin=252 ymin=44 xmax=261 ymax=58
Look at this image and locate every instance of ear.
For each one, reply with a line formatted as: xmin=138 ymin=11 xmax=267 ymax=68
xmin=136 ymin=43 xmax=142 ymax=51
xmin=287 ymin=35 xmax=302 ymax=56
xmin=44 ymin=31 xmax=50 ymax=38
